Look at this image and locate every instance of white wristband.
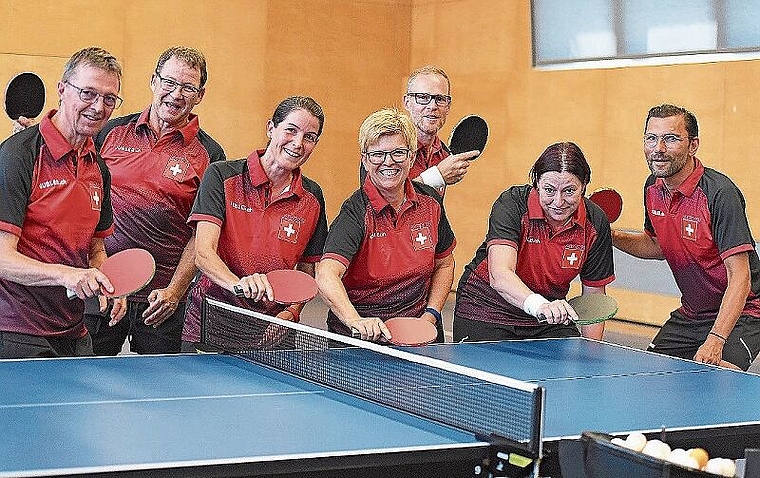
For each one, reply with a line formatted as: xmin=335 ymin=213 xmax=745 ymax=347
xmin=523 ymin=293 xmax=550 ymax=318
xmin=419 ymin=166 xmax=446 ymax=189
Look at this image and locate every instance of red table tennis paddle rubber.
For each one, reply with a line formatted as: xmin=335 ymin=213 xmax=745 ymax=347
xmin=234 ymin=269 xmax=318 ymax=304
xmin=98 ymin=248 xmax=156 ymax=298
xmin=66 ymin=248 xmax=155 ymax=299
xmin=589 ymin=188 xmax=623 ymax=223
xmin=385 ymin=317 xmax=438 ymax=346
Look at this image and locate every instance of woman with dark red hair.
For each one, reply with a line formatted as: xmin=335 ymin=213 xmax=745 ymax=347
xmin=454 ymin=142 xmax=615 ymax=341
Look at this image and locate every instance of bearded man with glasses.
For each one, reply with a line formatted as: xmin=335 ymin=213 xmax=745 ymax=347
xmin=83 ymin=46 xmax=226 ymax=356
xmin=0 ymin=47 xmax=123 ymax=358
xmin=613 ymin=103 xmax=760 ymax=371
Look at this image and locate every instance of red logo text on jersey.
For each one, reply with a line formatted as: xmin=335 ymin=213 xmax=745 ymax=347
xmin=89 ymin=184 xmax=102 ymax=211
xmin=278 ymin=216 xmax=302 ymax=244
xmin=561 ymin=245 xmax=584 ymax=269
xmin=163 ymin=156 xmax=190 ymax=182
xmin=411 ymin=224 xmax=433 ymax=251
xmin=681 ymin=216 xmax=698 ymax=241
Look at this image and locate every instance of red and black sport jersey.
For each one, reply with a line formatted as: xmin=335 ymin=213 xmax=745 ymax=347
xmin=643 ymin=158 xmax=760 ymax=320
xmin=409 ymin=135 xmax=450 ymax=180
xmin=322 ymin=179 xmax=456 ymax=334
xmin=182 ymin=150 xmax=328 ymax=342
xmin=95 ymin=109 xmax=225 ymax=302
xmin=456 ymin=185 xmax=615 ymax=326
xmin=0 ymin=110 xmax=113 ymax=338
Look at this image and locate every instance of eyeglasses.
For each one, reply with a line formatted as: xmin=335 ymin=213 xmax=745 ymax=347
xmin=406 ymin=92 xmax=452 ymax=107
xmin=364 ymin=148 xmax=410 ymax=165
xmin=643 ymin=133 xmax=687 ymax=148
xmin=154 ymin=72 xmax=202 ymax=96
xmin=64 ymin=81 xmax=123 ymax=109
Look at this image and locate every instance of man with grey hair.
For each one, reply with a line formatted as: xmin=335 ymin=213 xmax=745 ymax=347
xmin=0 ymin=47 xmax=123 ymax=358
xmin=84 ymin=46 xmax=225 ymax=355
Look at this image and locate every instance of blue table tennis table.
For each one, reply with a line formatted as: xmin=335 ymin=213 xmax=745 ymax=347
xmin=410 ymin=338 xmax=760 ymax=476
xmin=2 ymin=337 xmax=759 ymax=477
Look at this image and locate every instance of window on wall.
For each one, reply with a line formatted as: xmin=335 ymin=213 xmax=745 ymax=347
xmin=532 ymin=0 xmax=760 ymax=69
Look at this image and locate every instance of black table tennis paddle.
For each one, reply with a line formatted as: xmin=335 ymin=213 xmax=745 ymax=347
xmin=5 ymin=72 xmax=45 ymax=120
xmin=448 ymin=115 xmax=488 ymax=160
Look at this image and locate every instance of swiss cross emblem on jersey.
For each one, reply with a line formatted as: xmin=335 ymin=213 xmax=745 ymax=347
xmin=278 ymin=216 xmax=302 ymax=244
xmin=561 ymin=245 xmax=584 ymax=269
xmin=162 ymin=156 xmax=190 ymax=182
xmin=89 ymin=184 xmax=102 ymax=211
xmin=411 ymin=224 xmax=433 ymax=251
xmin=681 ymin=216 xmax=699 ymax=241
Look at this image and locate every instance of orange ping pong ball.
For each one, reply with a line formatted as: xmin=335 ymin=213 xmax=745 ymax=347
xmin=687 ymin=448 xmax=709 ymax=469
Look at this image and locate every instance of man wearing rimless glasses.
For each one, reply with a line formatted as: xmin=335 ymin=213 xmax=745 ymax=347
xmin=84 ymin=47 xmax=225 ymax=356
xmin=612 ymin=103 xmax=760 ymax=371
xmin=0 ymin=47 xmax=123 ymax=358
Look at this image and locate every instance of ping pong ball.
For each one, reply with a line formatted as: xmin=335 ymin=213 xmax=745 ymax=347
xmin=687 ymin=448 xmax=709 ymax=469
xmin=611 ymin=437 xmax=627 ymax=447
xmin=667 ymin=448 xmax=688 ymax=462
xmin=642 ymin=439 xmax=670 ymax=460
xmin=704 ymin=458 xmax=736 ymax=477
xmin=625 ymin=432 xmax=647 ymax=452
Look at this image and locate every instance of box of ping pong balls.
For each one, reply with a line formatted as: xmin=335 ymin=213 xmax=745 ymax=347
xmin=606 ymin=432 xmax=738 ymax=477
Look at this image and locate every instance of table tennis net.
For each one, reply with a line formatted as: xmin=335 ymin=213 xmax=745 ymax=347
xmin=201 ymin=298 xmax=544 ymax=458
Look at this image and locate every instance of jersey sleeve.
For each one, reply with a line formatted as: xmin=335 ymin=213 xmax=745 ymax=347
xmin=485 ymin=187 xmax=526 ymax=248
xmin=0 ymin=131 xmax=37 ymax=235
xmin=580 ymin=203 xmax=615 ymax=285
xmin=301 ymin=179 xmax=329 ymax=262
xmin=188 ymin=161 xmax=227 ymax=226
xmin=709 ymin=177 xmax=756 ymax=257
xmin=322 ymin=191 xmax=366 ymax=265
xmin=94 ymin=156 xmax=114 ymax=234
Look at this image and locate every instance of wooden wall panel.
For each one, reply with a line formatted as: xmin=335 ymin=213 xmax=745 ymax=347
xmin=1 ymin=0 xmax=758 ymax=326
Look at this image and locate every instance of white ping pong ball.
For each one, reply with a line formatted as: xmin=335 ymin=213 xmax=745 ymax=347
xmin=704 ymin=458 xmax=736 ymax=477
xmin=667 ymin=448 xmax=688 ymax=463
xmin=611 ymin=437 xmax=627 ymax=447
xmin=642 ymin=439 xmax=670 ymax=460
xmin=625 ymin=432 xmax=647 ymax=452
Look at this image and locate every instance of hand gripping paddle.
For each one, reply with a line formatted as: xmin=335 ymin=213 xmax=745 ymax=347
xmin=384 ymin=317 xmax=438 ymax=346
xmin=352 ymin=317 xmax=438 ymax=346
xmin=448 ymin=115 xmax=488 ymax=160
xmin=67 ymin=248 xmax=156 ymax=299
xmin=5 ymin=72 xmax=45 ymax=120
xmin=567 ymin=294 xmax=618 ymax=325
xmin=588 ymin=188 xmax=623 ymax=223
xmin=234 ymin=269 xmax=318 ymax=304
xmin=537 ymin=294 xmax=618 ymax=326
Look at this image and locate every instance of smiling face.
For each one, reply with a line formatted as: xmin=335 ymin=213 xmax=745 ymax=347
xmin=150 ymin=56 xmax=204 ymax=129
xmin=265 ymin=108 xmax=321 ymax=171
xmin=403 ymin=73 xmax=450 ymax=140
xmin=536 ymin=171 xmax=585 ymax=229
xmin=362 ymin=133 xmax=412 ymax=195
xmin=56 ymin=64 xmax=121 ymax=147
xmin=644 ymin=114 xmax=698 ymax=186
